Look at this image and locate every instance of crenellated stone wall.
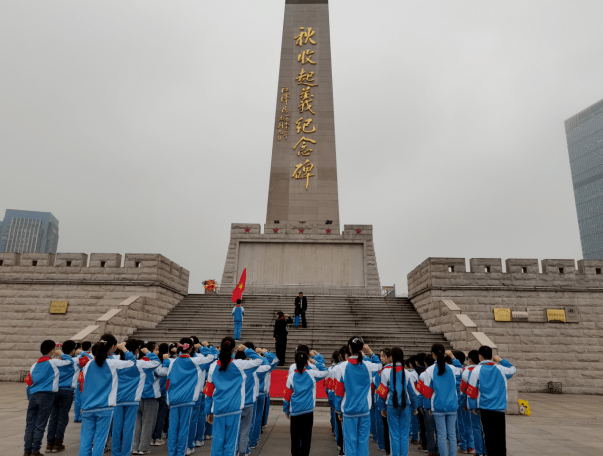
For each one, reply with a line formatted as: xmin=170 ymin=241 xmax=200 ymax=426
xmin=407 ymin=257 xmax=603 ymax=395
xmin=0 ymin=252 xmax=189 ymax=381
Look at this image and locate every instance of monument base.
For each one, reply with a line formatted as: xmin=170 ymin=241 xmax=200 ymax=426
xmin=220 ymin=223 xmax=381 ymax=296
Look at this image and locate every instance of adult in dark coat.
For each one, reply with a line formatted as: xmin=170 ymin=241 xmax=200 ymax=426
xmin=273 ymin=311 xmax=293 ymax=366
xmin=294 ymin=292 xmax=308 ymax=328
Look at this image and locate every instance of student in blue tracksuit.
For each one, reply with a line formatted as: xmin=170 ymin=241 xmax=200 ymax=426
xmin=326 ymin=351 xmax=341 ymax=444
xmin=467 ymin=346 xmax=516 ymax=456
xmin=374 ymin=348 xmax=392 ymax=454
xmin=232 ymin=347 xmax=260 ymax=456
xmin=112 ymin=339 xmax=168 ymax=456
xmin=152 ymin=343 xmax=171 ymax=447
xmin=376 ymin=347 xmax=419 ymax=456
xmin=74 ymin=341 xmax=93 ymax=423
xmin=204 ymin=338 xmax=263 ymax=456
xmin=452 ymin=350 xmax=474 ymax=454
xmin=283 ymin=350 xmax=328 ymax=456
xmin=166 ymin=337 xmax=218 ymax=456
xmin=78 ymin=334 xmax=136 ymax=456
xmin=132 ymin=341 xmax=170 ymax=454
xmin=232 ymin=299 xmax=244 ymax=341
xmin=404 ymin=358 xmax=420 ymax=445
xmin=23 ymin=340 xmax=72 ymax=456
xmin=460 ymin=350 xmax=485 ymax=456
xmin=416 ymin=344 xmax=463 ymax=456
xmin=418 ymin=356 xmax=438 ymax=456
xmin=248 ymin=348 xmax=280 ymax=451
xmin=45 ymin=340 xmax=80 ymax=453
xmin=333 ymin=337 xmax=382 ymax=456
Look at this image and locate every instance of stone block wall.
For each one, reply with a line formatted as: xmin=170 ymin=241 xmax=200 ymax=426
xmin=407 ymin=257 xmax=603 ymax=395
xmin=0 ymin=252 xmax=189 ymax=381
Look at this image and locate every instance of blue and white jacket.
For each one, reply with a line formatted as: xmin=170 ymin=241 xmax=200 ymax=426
xmin=115 ymin=352 xmax=166 ymax=406
xmin=253 ymin=352 xmax=280 ymax=401
xmin=375 ymin=364 xmax=419 ymax=412
xmin=232 ymin=305 xmax=244 ymax=323
xmin=167 ymin=348 xmax=218 ymax=408
xmin=79 ymin=356 xmax=135 ymax=412
xmin=417 ymin=370 xmax=432 ymax=410
xmin=466 ymin=359 xmax=516 ymax=412
xmin=204 ymin=348 xmax=263 ymax=418
xmin=416 ymin=359 xmax=463 ymax=414
xmin=140 ymin=352 xmax=170 ymax=399
xmin=25 ymin=356 xmax=74 ymax=396
xmin=57 ymin=354 xmax=80 ymax=391
xmin=333 ymin=354 xmax=382 ymax=418
xmin=283 ymin=355 xmax=328 ymax=416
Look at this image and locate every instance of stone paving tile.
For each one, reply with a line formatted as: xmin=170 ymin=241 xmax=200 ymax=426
xmin=2 ymin=383 xmax=602 ymax=456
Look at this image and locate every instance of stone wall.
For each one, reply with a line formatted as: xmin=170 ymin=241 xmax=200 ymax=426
xmin=221 ymin=223 xmax=381 ymax=294
xmin=0 ymin=252 xmax=189 ymax=381
xmin=408 ymin=257 xmax=603 ymax=395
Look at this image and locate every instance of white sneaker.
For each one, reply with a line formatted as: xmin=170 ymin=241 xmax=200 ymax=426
xmin=150 ymin=440 xmax=157 ymax=446
xmin=155 ymin=439 xmax=166 ymax=446
xmin=195 ymin=440 xmax=205 ymax=447
xmin=205 ymin=435 xmax=212 ymax=440
xmin=161 ymin=432 xmax=167 ymax=439
xmin=185 ymin=449 xmax=193 ymax=456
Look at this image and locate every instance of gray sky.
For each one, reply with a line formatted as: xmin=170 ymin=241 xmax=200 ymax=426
xmin=2 ymin=0 xmax=602 ymax=293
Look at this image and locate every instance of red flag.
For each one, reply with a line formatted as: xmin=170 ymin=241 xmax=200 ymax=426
xmin=231 ymin=268 xmax=247 ymax=303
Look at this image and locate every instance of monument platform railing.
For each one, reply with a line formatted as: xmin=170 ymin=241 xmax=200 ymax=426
xmin=214 ymin=284 xmax=384 ymax=297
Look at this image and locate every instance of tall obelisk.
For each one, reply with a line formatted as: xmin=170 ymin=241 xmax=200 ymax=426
xmin=266 ymin=0 xmax=340 ymax=226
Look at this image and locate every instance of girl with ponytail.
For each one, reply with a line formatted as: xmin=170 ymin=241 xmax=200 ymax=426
xmin=204 ymin=337 xmax=263 ymax=456
xmin=375 ymin=347 xmax=418 ymax=456
xmin=283 ymin=350 xmax=328 ymax=456
xmin=415 ymin=344 xmax=463 ymax=456
xmin=333 ymin=337 xmax=382 ymax=456
xmin=78 ymin=334 xmax=136 ymax=456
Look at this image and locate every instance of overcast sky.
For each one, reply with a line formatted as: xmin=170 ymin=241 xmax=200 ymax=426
xmin=2 ymin=0 xmax=602 ymax=293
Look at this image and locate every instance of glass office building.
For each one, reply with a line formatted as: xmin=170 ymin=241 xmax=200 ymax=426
xmin=565 ymin=97 xmax=603 ymax=259
xmin=0 ymin=210 xmax=59 ymax=254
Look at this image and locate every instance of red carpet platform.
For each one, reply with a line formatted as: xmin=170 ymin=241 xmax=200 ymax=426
xmin=269 ymin=369 xmax=328 ymax=398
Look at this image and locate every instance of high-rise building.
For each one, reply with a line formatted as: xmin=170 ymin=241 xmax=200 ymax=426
xmin=565 ymin=97 xmax=603 ymax=259
xmin=0 ymin=210 xmax=59 ymax=254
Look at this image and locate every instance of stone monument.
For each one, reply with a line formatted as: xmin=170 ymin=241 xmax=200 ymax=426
xmin=221 ymin=0 xmax=381 ymax=295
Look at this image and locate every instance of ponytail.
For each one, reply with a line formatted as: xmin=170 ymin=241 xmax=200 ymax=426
xmin=348 ymin=336 xmax=364 ymax=364
xmin=391 ymin=347 xmax=406 ymax=410
xmin=177 ymin=337 xmax=194 ymax=356
xmin=219 ymin=337 xmax=235 ymax=371
xmin=95 ymin=334 xmax=117 ymax=367
xmin=432 ymin=343 xmax=446 ymax=376
xmin=295 ymin=351 xmax=307 ymax=373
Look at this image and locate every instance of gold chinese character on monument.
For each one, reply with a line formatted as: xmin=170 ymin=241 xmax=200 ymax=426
xmin=296 ymin=117 xmax=316 ymax=134
xmin=295 ymin=27 xmax=317 ymax=47
xmin=298 ymin=87 xmax=315 ymax=115
xmin=282 ymin=106 xmax=288 ymax=113
xmin=284 ymin=122 xmax=290 ymax=131
xmin=284 ymin=131 xmax=288 ymax=139
xmin=293 ymin=136 xmax=316 ymax=156
xmin=292 ymin=159 xmax=315 ymax=190
xmin=298 ymin=49 xmax=316 ymax=65
xmin=278 ymin=122 xmax=284 ymax=129
xmin=296 ymin=68 xmax=318 ymax=87
xmin=281 ymin=93 xmax=290 ymax=104
xmin=282 ymin=87 xmax=289 ymax=94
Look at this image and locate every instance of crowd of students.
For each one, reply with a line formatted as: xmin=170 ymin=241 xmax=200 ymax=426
xmin=317 ymin=340 xmax=516 ymax=456
xmin=22 ymin=334 xmax=279 ymax=456
xmin=22 ymin=333 xmax=516 ymax=456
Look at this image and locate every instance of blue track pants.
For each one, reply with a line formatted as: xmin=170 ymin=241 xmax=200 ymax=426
xmin=169 ymin=405 xmax=193 ymax=456
xmin=111 ymin=404 xmax=138 ymax=456
xmin=410 ymin=412 xmax=419 ymax=441
xmin=249 ymin=394 xmax=265 ymax=447
xmin=196 ymin=396 xmax=206 ymax=443
xmin=187 ymin=397 xmax=201 ymax=449
xmin=370 ymin=407 xmax=376 ymax=440
xmin=387 ymin=406 xmax=411 ymax=456
xmin=211 ymin=413 xmax=241 ymax=456
xmin=79 ymin=408 xmax=114 ymax=456
xmin=342 ymin=414 xmax=371 ymax=456
xmin=470 ymin=410 xmax=485 ymax=455
xmin=74 ymin=387 xmax=82 ymax=422
xmin=375 ymin=409 xmax=385 ymax=450
xmin=234 ymin=322 xmax=242 ymax=340
xmin=457 ymin=407 xmax=474 ymax=451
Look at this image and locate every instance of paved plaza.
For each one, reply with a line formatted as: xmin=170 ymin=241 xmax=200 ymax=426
xmin=2 ymin=383 xmax=601 ymax=456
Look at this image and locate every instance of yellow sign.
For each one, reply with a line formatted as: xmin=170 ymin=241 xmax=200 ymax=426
xmin=547 ymin=309 xmax=566 ymax=323
xmin=493 ymin=308 xmax=512 ymax=322
xmin=50 ymin=301 xmax=68 ymax=314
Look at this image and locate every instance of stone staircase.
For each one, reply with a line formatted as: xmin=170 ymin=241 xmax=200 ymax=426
xmin=132 ymin=294 xmax=450 ymax=365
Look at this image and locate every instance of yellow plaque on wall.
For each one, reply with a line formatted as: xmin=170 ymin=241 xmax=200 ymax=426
xmin=546 ymin=309 xmax=566 ymax=323
xmin=493 ymin=308 xmax=512 ymax=321
xmin=50 ymin=301 xmax=68 ymax=314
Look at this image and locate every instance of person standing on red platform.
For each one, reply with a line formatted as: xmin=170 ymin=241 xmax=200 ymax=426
xmin=273 ymin=311 xmax=293 ymax=366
